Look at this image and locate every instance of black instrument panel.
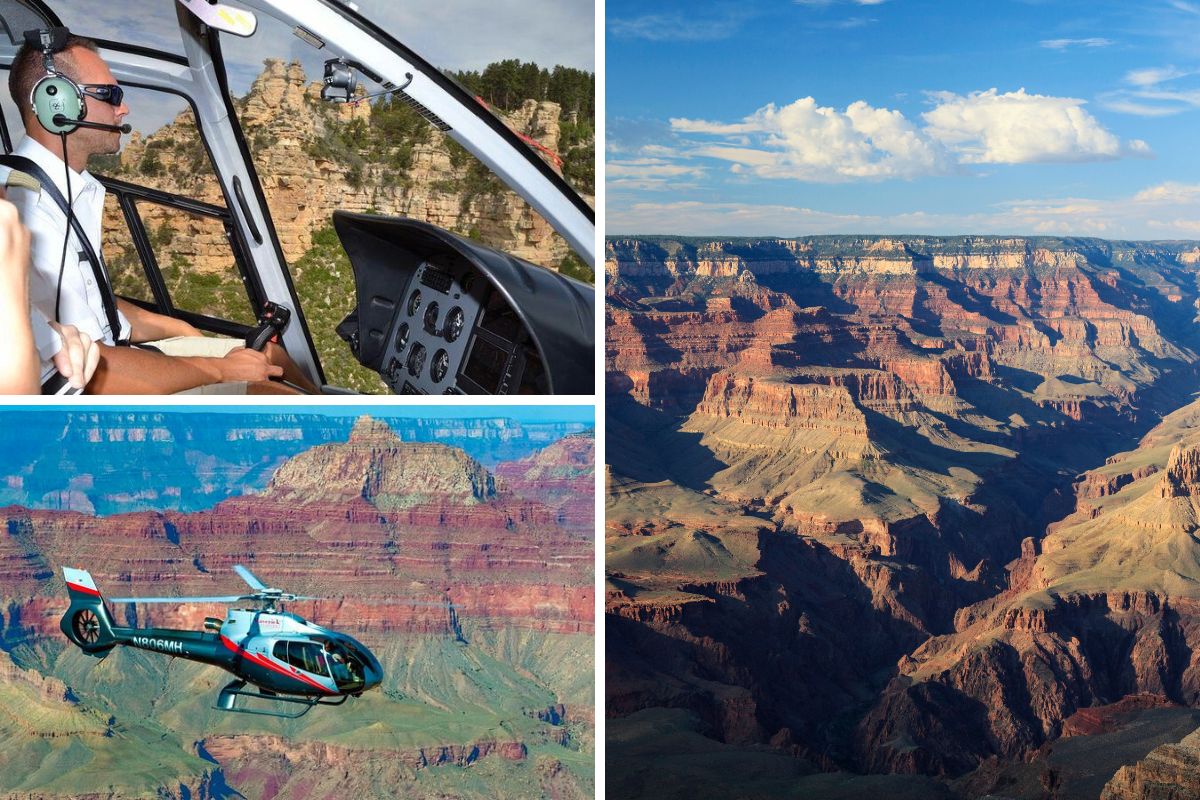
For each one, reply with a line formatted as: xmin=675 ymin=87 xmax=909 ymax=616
xmin=382 ymin=261 xmax=485 ymax=394
xmin=333 ymin=212 xmax=593 ymax=395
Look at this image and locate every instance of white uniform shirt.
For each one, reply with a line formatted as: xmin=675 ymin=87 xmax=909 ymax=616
xmin=7 ymin=135 xmax=130 ymax=345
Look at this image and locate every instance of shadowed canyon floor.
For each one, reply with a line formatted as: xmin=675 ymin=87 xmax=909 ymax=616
xmin=0 ymin=415 xmax=594 ymax=800
xmin=606 ymin=235 xmax=1200 ymax=799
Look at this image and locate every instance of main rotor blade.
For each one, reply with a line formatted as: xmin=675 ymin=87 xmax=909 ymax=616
xmin=108 ymin=595 xmax=250 ymax=604
xmin=233 ymin=565 xmax=267 ymax=592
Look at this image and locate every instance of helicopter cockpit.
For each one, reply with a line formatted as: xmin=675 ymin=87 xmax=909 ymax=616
xmin=0 ymin=0 xmax=595 ymax=394
xmin=315 ymin=636 xmax=373 ymax=693
xmin=268 ymin=635 xmax=374 ymax=694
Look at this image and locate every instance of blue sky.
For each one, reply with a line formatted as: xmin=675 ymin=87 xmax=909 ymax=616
xmin=608 ymin=0 xmax=1200 ymax=239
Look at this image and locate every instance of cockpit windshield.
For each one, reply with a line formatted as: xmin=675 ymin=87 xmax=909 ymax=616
xmin=321 ymin=638 xmax=367 ymax=692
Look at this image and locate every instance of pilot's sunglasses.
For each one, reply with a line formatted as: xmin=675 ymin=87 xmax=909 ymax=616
xmin=80 ymin=84 xmax=124 ymax=106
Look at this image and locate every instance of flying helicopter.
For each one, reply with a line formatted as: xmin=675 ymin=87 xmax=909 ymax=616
xmin=60 ymin=564 xmax=384 ymax=718
xmin=0 ymin=0 xmax=594 ymax=394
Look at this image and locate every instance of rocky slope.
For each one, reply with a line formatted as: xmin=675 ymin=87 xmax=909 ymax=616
xmin=606 ymin=235 xmax=1200 ymax=797
xmin=1103 ymin=726 xmax=1200 ymax=799
xmin=0 ymin=414 xmax=594 ymax=799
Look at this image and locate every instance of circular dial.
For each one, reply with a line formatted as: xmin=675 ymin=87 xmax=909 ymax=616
xmin=445 ymin=306 xmax=465 ymax=343
xmin=407 ymin=343 xmax=427 ymax=377
xmin=385 ymin=357 xmax=402 ymax=382
xmin=423 ymin=301 xmax=440 ymax=335
xmin=431 ymin=349 xmax=450 ymax=383
xmin=407 ymin=289 xmax=422 ymax=316
xmin=394 ymin=322 xmax=409 ymax=351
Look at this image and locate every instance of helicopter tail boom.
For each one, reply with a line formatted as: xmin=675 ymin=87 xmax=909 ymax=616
xmin=60 ymin=568 xmax=119 ymax=656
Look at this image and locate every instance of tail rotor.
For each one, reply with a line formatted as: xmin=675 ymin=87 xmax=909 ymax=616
xmin=60 ymin=568 xmax=118 ymax=656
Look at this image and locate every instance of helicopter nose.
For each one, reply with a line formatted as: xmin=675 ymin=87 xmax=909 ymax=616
xmin=363 ymin=664 xmax=383 ymax=690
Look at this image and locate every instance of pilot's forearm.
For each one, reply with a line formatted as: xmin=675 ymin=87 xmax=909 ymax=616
xmin=116 ymin=298 xmax=202 ymax=342
xmin=87 ymin=343 xmax=223 ymax=394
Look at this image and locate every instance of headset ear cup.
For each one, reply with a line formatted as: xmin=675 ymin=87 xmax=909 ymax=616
xmin=31 ymin=75 xmax=84 ymax=134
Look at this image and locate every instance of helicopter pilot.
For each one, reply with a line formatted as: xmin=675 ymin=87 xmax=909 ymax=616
xmin=6 ymin=32 xmax=318 ymax=394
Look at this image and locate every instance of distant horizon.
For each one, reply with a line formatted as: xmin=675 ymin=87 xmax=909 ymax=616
xmin=605 ymin=232 xmax=1200 ymax=244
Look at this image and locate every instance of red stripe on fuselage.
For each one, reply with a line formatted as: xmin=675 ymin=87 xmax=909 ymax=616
xmin=66 ymin=581 xmax=100 ymax=597
xmin=219 ymin=635 xmax=335 ymax=695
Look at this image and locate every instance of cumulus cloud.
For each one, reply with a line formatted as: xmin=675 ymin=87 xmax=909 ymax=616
xmin=922 ymin=88 xmax=1141 ymax=164
xmin=671 ymin=97 xmax=953 ymax=181
xmin=665 ymin=88 xmax=1143 ymax=183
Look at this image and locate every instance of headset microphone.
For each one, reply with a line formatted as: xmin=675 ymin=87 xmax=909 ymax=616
xmin=51 ymin=115 xmax=130 ymax=134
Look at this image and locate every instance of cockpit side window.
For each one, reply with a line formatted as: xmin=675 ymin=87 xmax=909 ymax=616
xmin=277 ymin=640 xmax=330 ymax=677
xmin=86 ymin=86 xmax=260 ymax=329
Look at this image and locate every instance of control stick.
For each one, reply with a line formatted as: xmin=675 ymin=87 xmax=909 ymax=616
xmin=245 ymin=301 xmax=291 ymax=351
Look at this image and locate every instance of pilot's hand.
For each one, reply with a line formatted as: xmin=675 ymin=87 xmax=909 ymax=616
xmin=49 ymin=322 xmax=100 ymax=389
xmin=216 ymin=346 xmax=284 ymax=383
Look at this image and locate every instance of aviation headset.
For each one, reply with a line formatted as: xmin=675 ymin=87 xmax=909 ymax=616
xmin=26 ymin=27 xmax=87 ymax=135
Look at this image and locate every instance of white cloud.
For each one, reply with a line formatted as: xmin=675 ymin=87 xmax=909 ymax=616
xmin=664 ymin=88 xmax=1142 ymax=183
xmin=794 ymin=0 xmax=888 ymax=5
xmin=608 ymin=181 xmax=1200 ymax=239
xmin=1102 ymin=65 xmax=1200 ymax=117
xmin=1132 ymin=182 xmax=1200 ymax=203
xmin=671 ymin=97 xmax=953 ymax=182
xmin=922 ymin=88 xmax=1135 ymax=164
xmin=609 ymin=12 xmax=744 ymax=42
xmin=1040 ymin=37 xmax=1113 ymax=50
xmin=1125 ymin=66 xmax=1191 ymax=86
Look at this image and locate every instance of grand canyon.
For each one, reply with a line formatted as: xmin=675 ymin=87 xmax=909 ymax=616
xmin=606 ymin=235 xmax=1200 ymax=798
xmin=0 ymin=410 xmax=593 ymax=799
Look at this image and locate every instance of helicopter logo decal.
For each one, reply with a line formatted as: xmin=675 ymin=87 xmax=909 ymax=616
xmin=60 ymin=565 xmax=385 ymax=719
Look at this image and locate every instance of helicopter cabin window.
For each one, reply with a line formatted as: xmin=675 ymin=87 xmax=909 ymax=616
xmin=214 ymin=13 xmax=595 ymax=392
xmin=275 ymin=640 xmax=329 ymax=677
xmin=85 ymin=86 xmax=257 ymax=328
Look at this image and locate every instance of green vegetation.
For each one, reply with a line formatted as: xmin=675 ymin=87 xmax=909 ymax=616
xmin=559 ymin=250 xmax=595 ymax=283
xmin=450 ymin=61 xmax=594 ymax=119
xmin=451 ymin=61 xmax=595 ymax=196
xmin=4 ymin=625 xmax=592 ymax=798
xmin=290 ymin=224 xmax=386 ymax=392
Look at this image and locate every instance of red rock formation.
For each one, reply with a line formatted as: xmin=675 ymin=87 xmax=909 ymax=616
xmin=1103 ymin=728 xmax=1200 ymax=799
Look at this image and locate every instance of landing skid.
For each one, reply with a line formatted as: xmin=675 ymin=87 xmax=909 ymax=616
xmin=214 ymin=680 xmax=348 ymax=719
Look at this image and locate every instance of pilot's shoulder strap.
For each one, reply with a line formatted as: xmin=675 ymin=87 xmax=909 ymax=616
xmin=0 ymin=154 xmax=122 ymax=346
